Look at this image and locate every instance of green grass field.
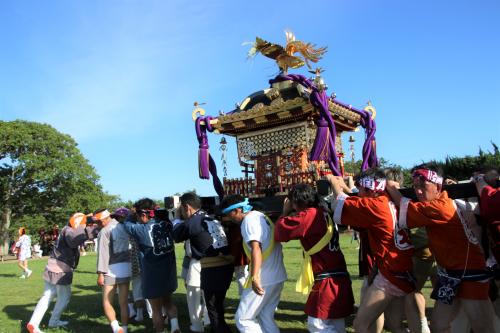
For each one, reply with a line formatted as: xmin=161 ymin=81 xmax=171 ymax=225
xmin=0 ymin=234 xmax=433 ymax=333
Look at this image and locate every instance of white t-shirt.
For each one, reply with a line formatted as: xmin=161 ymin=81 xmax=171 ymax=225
xmin=241 ymin=211 xmax=287 ymax=287
xmin=16 ymin=235 xmax=32 ymax=260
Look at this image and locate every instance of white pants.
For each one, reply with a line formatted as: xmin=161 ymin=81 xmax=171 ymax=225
xmin=29 ymin=281 xmax=72 ymax=327
xmin=307 ymin=316 xmax=346 ymax=333
xmin=234 ymin=265 xmax=249 ymax=296
xmin=186 ymin=285 xmax=209 ymax=331
xmin=235 ymin=281 xmax=284 ymax=333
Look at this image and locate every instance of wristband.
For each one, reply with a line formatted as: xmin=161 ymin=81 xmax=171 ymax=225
xmin=472 ymin=174 xmax=485 ymax=183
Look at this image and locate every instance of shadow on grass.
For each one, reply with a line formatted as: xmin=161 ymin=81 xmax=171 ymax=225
xmin=215 ymin=294 xmax=315 ymax=332
xmin=285 ymin=275 xmax=364 ymax=284
xmin=4 ymin=291 xmax=159 ymax=332
xmin=0 ymin=273 xmax=18 ymax=278
xmin=3 ymin=285 xmax=352 ymax=332
xmin=73 ymin=269 xmax=98 ymax=275
xmin=276 ymin=300 xmax=357 ymax=330
xmin=72 ymin=284 xmax=101 ymax=292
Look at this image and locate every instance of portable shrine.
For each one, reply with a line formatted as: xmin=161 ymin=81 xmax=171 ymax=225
xmin=193 ymin=32 xmax=379 ymax=199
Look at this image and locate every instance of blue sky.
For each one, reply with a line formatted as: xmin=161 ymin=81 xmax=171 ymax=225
xmin=1 ymin=0 xmax=499 ymax=201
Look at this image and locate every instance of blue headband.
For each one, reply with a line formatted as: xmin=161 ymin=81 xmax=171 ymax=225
xmin=221 ymin=198 xmax=253 ymax=215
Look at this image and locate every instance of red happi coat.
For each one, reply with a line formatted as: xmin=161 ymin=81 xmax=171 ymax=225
xmin=334 ymin=193 xmax=415 ymax=293
xmin=275 ymin=207 xmax=354 ymax=319
xmin=400 ymin=191 xmax=489 ymax=299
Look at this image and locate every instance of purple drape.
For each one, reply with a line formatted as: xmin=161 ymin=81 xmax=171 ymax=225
xmin=270 ymin=74 xmax=378 ymax=173
xmin=270 ymin=74 xmax=342 ymax=175
xmin=331 ymin=99 xmax=378 ymax=171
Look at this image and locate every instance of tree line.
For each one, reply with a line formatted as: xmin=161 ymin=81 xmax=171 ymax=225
xmin=0 ymin=120 xmax=119 ymax=251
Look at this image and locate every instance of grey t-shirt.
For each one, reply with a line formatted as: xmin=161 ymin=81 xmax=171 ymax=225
xmin=97 ymin=219 xmax=131 ymax=275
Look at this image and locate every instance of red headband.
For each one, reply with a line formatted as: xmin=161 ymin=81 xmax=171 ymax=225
xmin=412 ymin=169 xmax=443 ymax=185
xmin=139 ymin=209 xmax=155 ymax=218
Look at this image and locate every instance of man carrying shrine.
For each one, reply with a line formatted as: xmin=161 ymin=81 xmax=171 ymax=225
xmin=274 ymin=183 xmax=354 ymax=333
xmin=220 ymin=194 xmax=287 ymax=333
xmin=385 ymin=164 xmax=496 ymax=333
xmin=327 ymin=169 xmax=420 ymax=333
xmin=172 ymin=192 xmax=234 ymax=333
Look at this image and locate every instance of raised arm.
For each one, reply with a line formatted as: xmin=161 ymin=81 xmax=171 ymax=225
xmin=275 ymin=201 xmax=308 ymax=242
xmin=171 ymin=206 xmax=190 ymax=243
xmin=385 ymin=180 xmax=402 ymax=207
xmin=64 ymin=227 xmax=90 ymax=248
xmin=477 ymin=184 xmax=500 ymax=219
xmin=123 ymin=217 xmax=143 ymax=239
xmin=326 ymin=175 xmax=353 ymax=216
xmin=172 ymin=220 xmax=189 ymax=243
xmin=326 ymin=175 xmax=351 ymax=197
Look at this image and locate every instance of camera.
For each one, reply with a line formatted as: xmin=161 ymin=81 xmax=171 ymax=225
xmin=163 ymin=196 xmax=180 ymax=221
xmin=154 ymin=208 xmax=170 ymax=222
xmin=163 ymin=195 xmax=220 ymax=219
xmin=164 ymin=196 xmax=180 ymax=210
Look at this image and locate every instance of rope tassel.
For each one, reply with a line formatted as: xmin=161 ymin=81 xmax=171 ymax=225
xmin=198 ymin=143 xmax=210 ymax=179
xmin=195 ymin=116 xmax=225 ymax=198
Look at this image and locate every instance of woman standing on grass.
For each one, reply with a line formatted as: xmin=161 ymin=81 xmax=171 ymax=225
xmin=16 ymin=227 xmax=32 ymax=279
xmin=26 ymin=213 xmax=99 ymax=333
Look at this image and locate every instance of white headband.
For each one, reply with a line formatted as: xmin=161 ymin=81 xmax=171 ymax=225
xmin=94 ymin=210 xmax=111 ymax=220
xmin=358 ymin=177 xmax=386 ymax=192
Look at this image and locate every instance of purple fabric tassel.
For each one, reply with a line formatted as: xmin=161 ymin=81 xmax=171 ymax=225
xmin=270 ymin=74 xmax=341 ymax=176
xmin=322 ymin=97 xmax=379 ymax=171
xmin=195 ymin=117 xmax=210 ymax=179
xmin=198 ymin=144 xmax=210 ymax=179
xmin=195 ymin=116 xmax=224 ymax=199
xmin=358 ymin=113 xmax=378 ymax=171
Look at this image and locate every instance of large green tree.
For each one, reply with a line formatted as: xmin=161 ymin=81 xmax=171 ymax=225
xmin=0 ymin=120 xmax=113 ymax=250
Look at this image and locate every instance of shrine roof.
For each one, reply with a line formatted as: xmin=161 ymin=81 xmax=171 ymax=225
xmin=210 ymin=80 xmax=365 ymax=136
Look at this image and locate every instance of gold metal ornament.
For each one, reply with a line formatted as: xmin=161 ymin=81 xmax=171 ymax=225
xmin=248 ymin=31 xmax=327 ymax=73
xmin=192 ymin=101 xmax=206 ymax=121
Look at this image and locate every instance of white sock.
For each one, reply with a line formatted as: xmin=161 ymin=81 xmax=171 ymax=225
xmin=421 ymin=317 xmax=430 ymax=331
xmin=170 ymin=317 xmax=179 ymax=331
xmin=110 ymin=320 xmax=120 ymax=332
